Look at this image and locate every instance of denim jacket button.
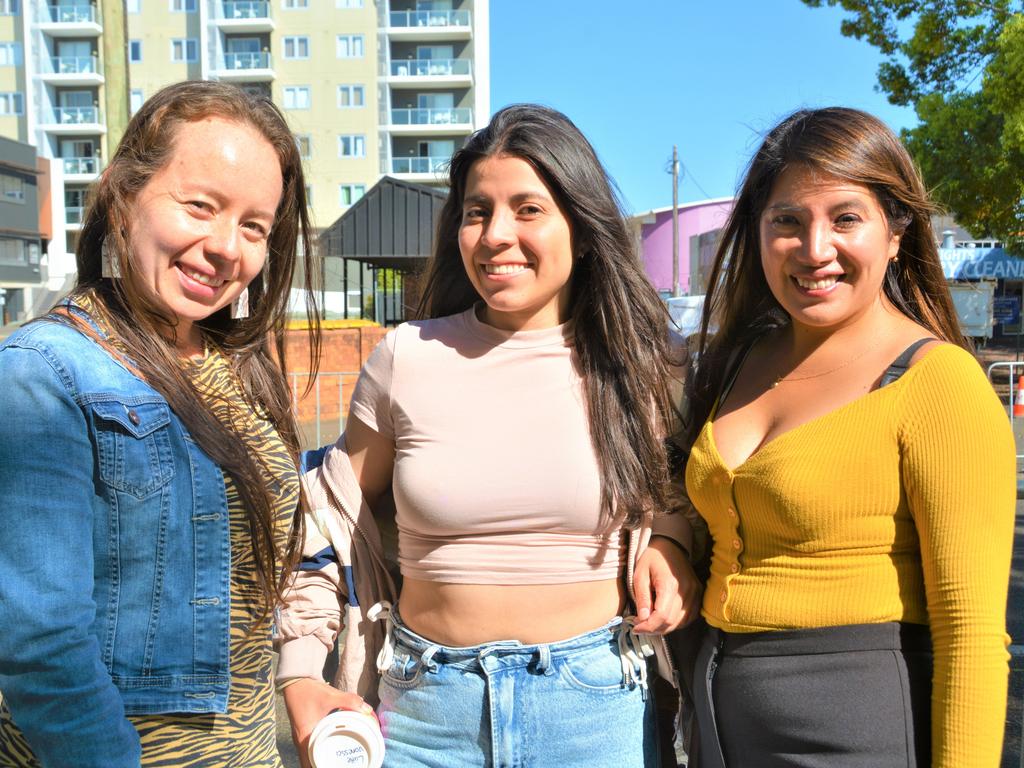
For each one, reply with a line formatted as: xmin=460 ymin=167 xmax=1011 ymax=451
xmin=127 ymin=408 xmax=140 ymax=426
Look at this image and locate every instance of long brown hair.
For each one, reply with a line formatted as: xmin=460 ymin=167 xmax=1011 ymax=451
xmin=71 ymin=80 xmax=320 ymax=615
xmin=418 ymin=104 xmax=681 ymax=527
xmin=687 ymin=106 xmax=966 ymax=445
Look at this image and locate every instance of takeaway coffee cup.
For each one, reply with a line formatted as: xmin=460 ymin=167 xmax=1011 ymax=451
xmin=307 ymin=708 xmax=385 ymax=768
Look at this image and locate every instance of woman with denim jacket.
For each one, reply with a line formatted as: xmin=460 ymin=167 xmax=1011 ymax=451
xmin=278 ymin=105 xmax=704 ymax=768
xmin=0 ymin=81 xmax=320 ymax=767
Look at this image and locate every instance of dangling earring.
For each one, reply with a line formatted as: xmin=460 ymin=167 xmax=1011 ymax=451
xmin=100 ymin=238 xmax=121 ymax=279
xmin=231 ymin=287 xmax=249 ymax=319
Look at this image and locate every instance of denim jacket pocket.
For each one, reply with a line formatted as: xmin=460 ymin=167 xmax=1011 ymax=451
xmin=89 ymin=399 xmax=176 ymax=498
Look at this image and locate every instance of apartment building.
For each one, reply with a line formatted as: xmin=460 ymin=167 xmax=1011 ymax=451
xmin=0 ymin=135 xmax=46 ymax=324
xmin=0 ymin=0 xmax=488 ymax=306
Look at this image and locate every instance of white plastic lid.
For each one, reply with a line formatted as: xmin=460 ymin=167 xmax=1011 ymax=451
xmin=308 ymin=710 xmax=384 ymax=768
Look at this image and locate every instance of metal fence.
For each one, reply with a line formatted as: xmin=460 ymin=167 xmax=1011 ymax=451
xmin=288 ymin=370 xmax=359 ymax=448
xmin=987 ymin=361 xmax=1024 ymax=766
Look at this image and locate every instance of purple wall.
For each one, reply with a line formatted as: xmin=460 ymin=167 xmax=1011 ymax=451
xmin=634 ymin=198 xmax=734 ymax=294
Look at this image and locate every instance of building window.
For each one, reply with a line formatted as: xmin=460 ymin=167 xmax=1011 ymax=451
xmin=1 ymin=174 xmax=25 ymax=204
xmin=337 ymin=84 xmax=364 ymax=108
xmin=295 ymin=134 xmax=312 ymax=159
xmin=0 ymin=0 xmax=19 ymax=14
xmin=283 ymin=36 xmax=310 ymax=60
xmin=339 ymin=184 xmax=365 ymax=207
xmin=283 ymin=86 xmax=311 ymax=110
xmin=336 ymin=0 xmax=363 ymax=7
xmin=170 ymin=0 xmax=197 ymax=11
xmin=0 ymin=92 xmax=23 ymax=115
xmin=0 ymin=239 xmax=38 ymax=266
xmin=130 ymin=89 xmax=144 ymax=114
xmin=171 ymin=39 xmax=198 ymax=63
xmin=283 ymin=0 xmax=308 ymax=8
xmin=126 ymin=0 xmax=140 ymax=12
xmin=128 ymin=40 xmax=142 ymax=63
xmin=336 ymin=34 xmax=364 ymax=58
xmin=0 ymin=43 xmax=21 ymax=67
xmin=338 ymin=135 xmax=365 ymax=158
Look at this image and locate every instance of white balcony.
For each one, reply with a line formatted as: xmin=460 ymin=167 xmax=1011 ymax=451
xmin=386 ymin=10 xmax=471 ymax=41
xmin=386 ymin=58 xmax=472 ymax=89
xmin=390 ymin=155 xmax=449 ymax=182
xmin=214 ymin=1 xmax=274 ymax=32
xmin=214 ymin=51 xmax=275 ymax=82
xmin=386 ymin=107 xmax=473 ymax=135
xmin=38 ymin=55 xmax=104 ymax=86
xmin=62 ymin=156 xmax=100 ymax=182
xmin=38 ymin=106 xmax=106 ymax=135
xmin=36 ymin=3 xmax=102 ymax=36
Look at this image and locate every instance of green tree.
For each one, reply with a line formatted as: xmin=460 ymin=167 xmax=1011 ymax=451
xmin=803 ymin=1 xmax=1024 ymax=251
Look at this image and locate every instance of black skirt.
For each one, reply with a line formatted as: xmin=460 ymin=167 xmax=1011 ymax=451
xmin=694 ymin=622 xmax=932 ymax=768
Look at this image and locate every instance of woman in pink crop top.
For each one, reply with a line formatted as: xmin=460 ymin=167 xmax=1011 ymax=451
xmin=280 ymin=105 xmax=703 ymax=767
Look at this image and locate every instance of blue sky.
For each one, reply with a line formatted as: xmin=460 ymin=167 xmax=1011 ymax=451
xmin=489 ymin=0 xmax=917 ymax=214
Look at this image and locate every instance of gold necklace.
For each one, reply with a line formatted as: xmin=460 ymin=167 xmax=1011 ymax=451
xmin=769 ymin=344 xmax=874 ymax=388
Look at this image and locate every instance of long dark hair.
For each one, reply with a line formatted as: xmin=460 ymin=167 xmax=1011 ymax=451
xmin=687 ymin=106 xmax=966 ymax=445
xmin=417 ymin=104 xmax=681 ymax=527
xmin=70 ymin=80 xmax=320 ymax=616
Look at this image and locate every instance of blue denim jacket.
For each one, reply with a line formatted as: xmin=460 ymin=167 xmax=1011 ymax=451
xmin=0 ymin=316 xmax=232 ymax=768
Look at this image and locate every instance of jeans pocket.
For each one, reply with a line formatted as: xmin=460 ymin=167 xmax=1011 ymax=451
xmin=89 ymin=399 xmax=175 ymax=498
xmin=379 ymin=650 xmax=424 ymax=690
xmin=556 ymin=637 xmax=633 ymax=695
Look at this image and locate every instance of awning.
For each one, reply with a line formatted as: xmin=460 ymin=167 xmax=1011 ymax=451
xmin=318 ymin=176 xmax=448 ymax=269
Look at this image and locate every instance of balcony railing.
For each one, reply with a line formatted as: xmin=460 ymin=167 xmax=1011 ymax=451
xmin=390 ymin=107 xmax=472 ymax=126
xmin=66 ymin=206 xmax=84 ymax=224
xmin=50 ymin=55 xmax=98 ymax=74
xmin=389 ymin=58 xmax=470 ymax=77
xmin=389 ymin=9 xmax=470 ymax=27
xmin=223 ymin=51 xmax=272 ymax=69
xmin=392 ymin=156 xmax=449 ymax=174
xmin=62 ymin=156 xmax=98 ymax=174
xmin=222 ymin=1 xmax=269 ymax=19
xmin=51 ymin=106 xmax=100 ymax=124
xmin=44 ymin=3 xmax=96 ymax=23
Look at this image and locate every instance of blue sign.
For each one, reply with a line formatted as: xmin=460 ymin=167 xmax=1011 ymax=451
xmin=994 ymin=296 xmax=1021 ymax=325
xmin=940 ymin=247 xmax=1024 ymax=280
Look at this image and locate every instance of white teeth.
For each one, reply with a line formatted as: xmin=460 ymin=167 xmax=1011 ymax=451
xmin=795 ymin=276 xmax=839 ymax=290
xmin=484 ymin=263 xmax=528 ymax=275
xmin=183 ymin=267 xmax=223 ymax=287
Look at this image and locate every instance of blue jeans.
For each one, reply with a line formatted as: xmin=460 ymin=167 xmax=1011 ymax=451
xmin=375 ymin=607 xmax=659 ymax=768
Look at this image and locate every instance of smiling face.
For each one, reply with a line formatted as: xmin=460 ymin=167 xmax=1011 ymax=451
xmin=458 ymin=154 xmax=575 ymax=331
xmin=759 ymin=164 xmax=901 ymax=333
xmin=126 ymin=116 xmax=283 ymax=352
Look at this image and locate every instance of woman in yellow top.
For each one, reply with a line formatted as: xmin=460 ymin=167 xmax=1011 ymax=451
xmin=683 ymin=107 xmax=1015 ymax=767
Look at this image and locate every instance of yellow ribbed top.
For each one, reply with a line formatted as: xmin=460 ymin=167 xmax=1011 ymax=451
xmin=685 ymin=344 xmax=1015 ymax=766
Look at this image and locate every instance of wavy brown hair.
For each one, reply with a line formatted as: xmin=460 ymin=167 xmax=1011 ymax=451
xmin=417 ymin=104 xmax=682 ymax=528
xmin=686 ymin=107 xmax=966 ymax=445
xmin=69 ymin=80 xmax=320 ymax=616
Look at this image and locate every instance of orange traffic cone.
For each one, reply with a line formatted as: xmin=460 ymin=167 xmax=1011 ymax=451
xmin=1014 ymin=375 xmax=1024 ymax=417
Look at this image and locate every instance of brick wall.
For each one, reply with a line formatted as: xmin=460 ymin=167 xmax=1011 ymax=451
xmin=285 ymin=325 xmax=387 ymax=429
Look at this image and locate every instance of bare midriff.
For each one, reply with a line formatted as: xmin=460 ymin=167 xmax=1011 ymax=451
xmin=398 ymin=577 xmax=627 ymax=647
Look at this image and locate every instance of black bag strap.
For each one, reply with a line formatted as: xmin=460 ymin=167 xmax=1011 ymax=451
xmin=877 ymin=338 xmax=937 ymax=389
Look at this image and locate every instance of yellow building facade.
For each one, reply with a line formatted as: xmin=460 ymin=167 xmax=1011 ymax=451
xmin=0 ymin=0 xmax=488 ymax=310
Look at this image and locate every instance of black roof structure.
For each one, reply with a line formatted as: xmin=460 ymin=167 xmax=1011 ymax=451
xmin=319 ymin=176 xmax=448 ymax=269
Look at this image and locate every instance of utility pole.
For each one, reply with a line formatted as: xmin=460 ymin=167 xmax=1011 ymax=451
xmin=671 ymin=145 xmax=680 ymax=297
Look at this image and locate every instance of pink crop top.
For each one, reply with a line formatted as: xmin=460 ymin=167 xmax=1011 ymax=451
xmin=348 ymin=306 xmax=625 ymax=585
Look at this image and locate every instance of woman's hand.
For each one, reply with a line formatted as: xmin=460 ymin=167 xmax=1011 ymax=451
xmin=282 ymin=678 xmax=375 ymax=768
xmin=632 ymin=536 xmax=703 ymax=634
